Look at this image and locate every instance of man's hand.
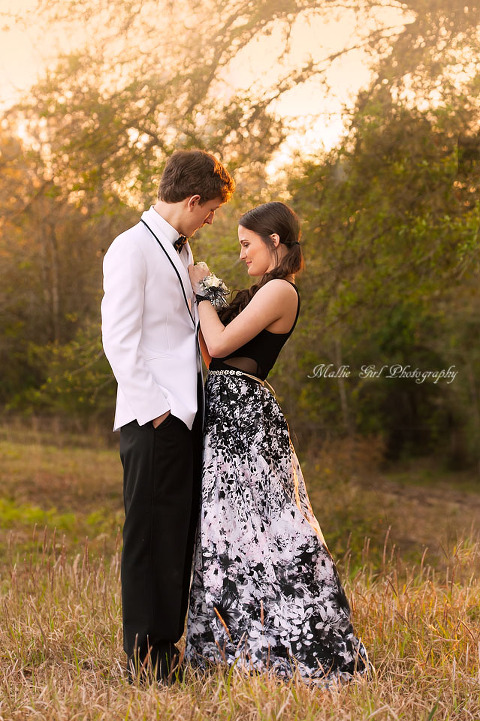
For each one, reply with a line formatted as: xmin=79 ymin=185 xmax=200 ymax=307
xmin=152 ymin=410 xmax=171 ymax=428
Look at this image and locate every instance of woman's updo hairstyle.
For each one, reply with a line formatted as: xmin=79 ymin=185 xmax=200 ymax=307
xmin=219 ymin=201 xmax=304 ymax=324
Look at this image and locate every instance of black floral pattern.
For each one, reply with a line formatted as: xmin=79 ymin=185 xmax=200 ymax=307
xmin=185 ymin=373 xmax=369 ymax=685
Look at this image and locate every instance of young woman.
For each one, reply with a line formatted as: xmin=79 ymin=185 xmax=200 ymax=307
xmin=185 ymin=201 xmax=369 ymax=685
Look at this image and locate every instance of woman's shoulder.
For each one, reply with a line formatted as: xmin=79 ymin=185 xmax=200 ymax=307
xmin=256 ymin=278 xmax=298 ymax=298
xmin=248 ymin=279 xmax=298 ymax=324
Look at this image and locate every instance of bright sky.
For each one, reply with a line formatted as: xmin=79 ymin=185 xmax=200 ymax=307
xmin=0 ymin=1 xmax=410 ymax=167
xmin=0 ymin=0 xmax=65 ymax=106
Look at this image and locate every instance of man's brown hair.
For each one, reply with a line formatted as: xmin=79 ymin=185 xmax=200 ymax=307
xmin=158 ymin=149 xmax=235 ymax=204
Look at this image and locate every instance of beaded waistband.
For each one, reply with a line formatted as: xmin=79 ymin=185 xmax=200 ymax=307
xmin=208 ymin=368 xmax=276 ymax=395
xmin=209 ymin=368 xmax=264 ymax=384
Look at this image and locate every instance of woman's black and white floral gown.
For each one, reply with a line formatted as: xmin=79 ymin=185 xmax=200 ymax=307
xmin=185 ymin=372 xmax=369 ymax=684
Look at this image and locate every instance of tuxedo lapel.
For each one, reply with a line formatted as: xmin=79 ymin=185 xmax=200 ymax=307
xmin=185 ymin=244 xmax=200 ymax=326
xmin=140 ymin=219 xmax=195 ymax=327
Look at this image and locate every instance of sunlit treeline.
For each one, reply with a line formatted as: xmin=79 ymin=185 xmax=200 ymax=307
xmin=1 ymin=0 xmax=480 ymax=465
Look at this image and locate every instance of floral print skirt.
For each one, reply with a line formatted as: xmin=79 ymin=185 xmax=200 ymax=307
xmin=185 ymin=372 xmax=369 ymax=684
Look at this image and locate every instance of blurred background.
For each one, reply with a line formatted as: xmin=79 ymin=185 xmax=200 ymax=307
xmin=1 ymin=0 xmax=480 ymax=474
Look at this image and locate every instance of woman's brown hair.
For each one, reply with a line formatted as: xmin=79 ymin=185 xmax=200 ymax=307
xmin=219 ymin=201 xmax=304 ymax=324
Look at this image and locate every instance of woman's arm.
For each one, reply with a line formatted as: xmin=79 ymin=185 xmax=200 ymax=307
xmin=196 ymin=279 xmax=297 ymax=358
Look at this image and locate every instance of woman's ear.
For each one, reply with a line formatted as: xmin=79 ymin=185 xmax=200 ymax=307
xmin=270 ymin=233 xmax=280 ymax=247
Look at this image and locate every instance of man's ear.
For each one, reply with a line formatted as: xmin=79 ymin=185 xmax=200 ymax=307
xmin=270 ymin=233 xmax=280 ymax=247
xmin=187 ymin=194 xmax=201 ymax=210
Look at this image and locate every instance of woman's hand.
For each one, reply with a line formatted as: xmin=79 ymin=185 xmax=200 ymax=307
xmin=188 ymin=262 xmax=211 ymax=294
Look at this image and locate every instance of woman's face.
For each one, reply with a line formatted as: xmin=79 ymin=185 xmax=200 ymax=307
xmin=238 ymin=225 xmax=277 ymax=277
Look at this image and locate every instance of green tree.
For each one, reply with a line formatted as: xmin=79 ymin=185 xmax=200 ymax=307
xmin=3 ymin=0 xmax=480 ymax=442
xmin=0 ymin=126 xmax=135 ymax=406
xmin=287 ymin=93 xmax=480 ymax=462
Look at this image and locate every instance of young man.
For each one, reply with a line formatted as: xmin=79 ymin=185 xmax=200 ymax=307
xmin=101 ymin=149 xmax=234 ymax=681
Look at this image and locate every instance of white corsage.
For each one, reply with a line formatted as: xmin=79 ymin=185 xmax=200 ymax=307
xmin=196 ymin=263 xmax=230 ymax=309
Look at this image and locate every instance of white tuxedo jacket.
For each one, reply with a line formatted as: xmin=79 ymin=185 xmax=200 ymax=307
xmin=102 ymin=207 xmax=200 ymax=431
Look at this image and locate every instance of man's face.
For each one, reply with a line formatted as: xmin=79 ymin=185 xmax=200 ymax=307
xmin=184 ymin=196 xmax=223 ymax=238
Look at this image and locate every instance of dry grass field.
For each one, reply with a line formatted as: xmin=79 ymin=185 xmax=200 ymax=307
xmin=1 ymin=427 xmax=479 ymax=720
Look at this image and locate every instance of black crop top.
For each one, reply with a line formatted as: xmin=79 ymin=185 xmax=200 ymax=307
xmin=209 ymin=282 xmax=300 ymax=380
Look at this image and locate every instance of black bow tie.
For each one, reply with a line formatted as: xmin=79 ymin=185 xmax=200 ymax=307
xmin=174 ymin=235 xmax=188 ymax=253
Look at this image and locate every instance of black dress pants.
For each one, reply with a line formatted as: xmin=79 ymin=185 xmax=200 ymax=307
xmin=119 ymin=397 xmax=202 ymax=671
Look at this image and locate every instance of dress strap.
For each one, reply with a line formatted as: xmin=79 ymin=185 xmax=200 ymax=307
xmin=288 ymin=284 xmax=300 ymax=335
xmin=274 ymin=279 xmax=300 ymax=335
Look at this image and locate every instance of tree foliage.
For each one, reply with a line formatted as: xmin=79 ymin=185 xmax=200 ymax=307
xmin=0 ymin=125 xmax=135 ymax=406
xmin=285 ymin=89 xmax=480 ymax=462
xmin=2 ymin=0 xmax=480 ymax=465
